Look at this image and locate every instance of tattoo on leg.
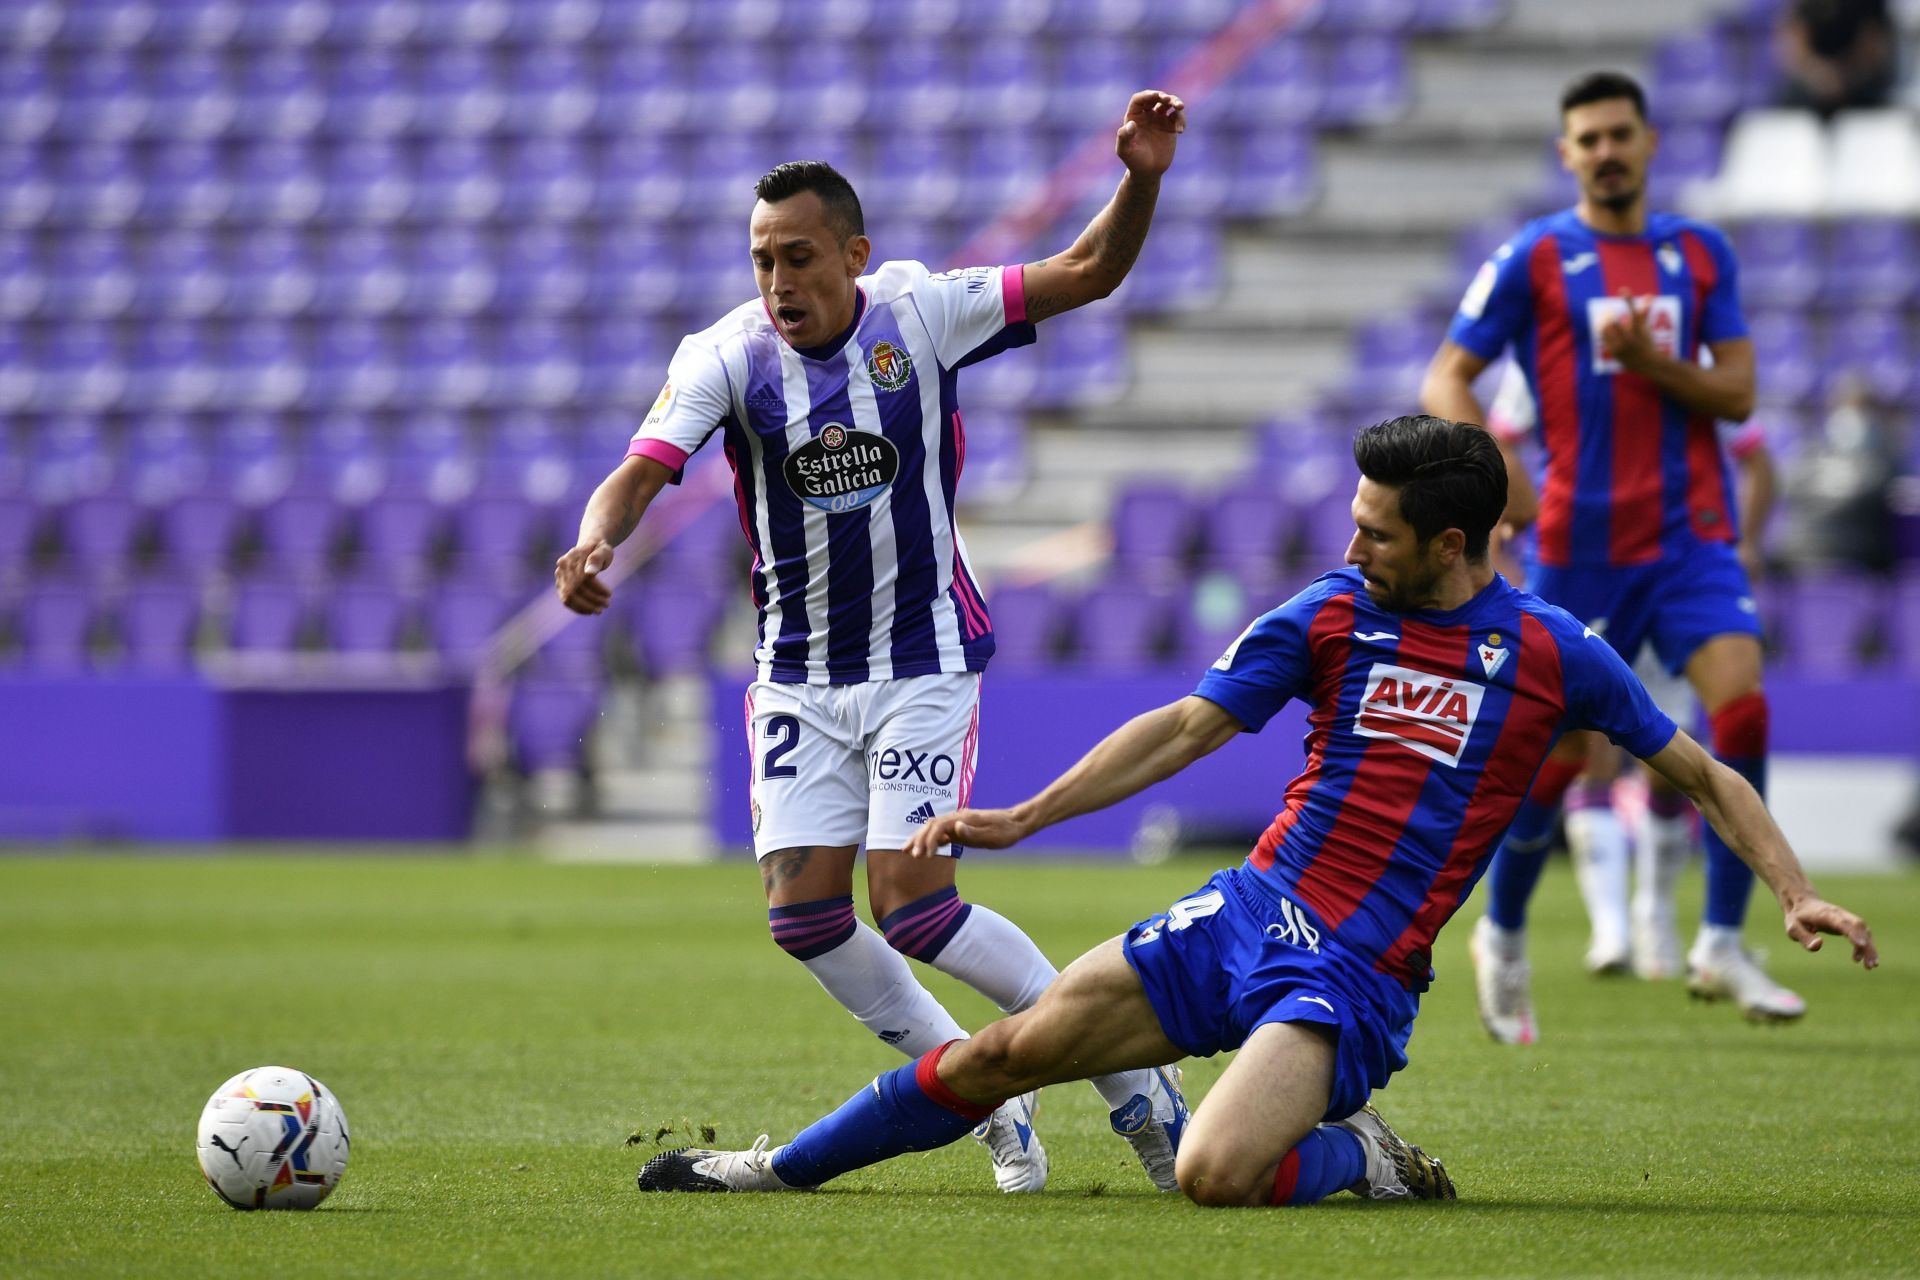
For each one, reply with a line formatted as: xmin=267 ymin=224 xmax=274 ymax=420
xmin=759 ymin=847 xmax=814 ymax=893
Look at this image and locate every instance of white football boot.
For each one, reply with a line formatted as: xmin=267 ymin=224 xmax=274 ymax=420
xmin=1333 ymin=1104 xmax=1456 ymax=1201
xmin=972 ymin=1090 xmax=1048 ymax=1193
xmin=636 ymin=1135 xmax=805 ymax=1193
xmin=1470 ymin=916 xmax=1538 ymax=1045
xmin=1686 ymin=933 xmax=1807 ymax=1022
xmin=1108 ymin=1066 xmax=1190 ymax=1192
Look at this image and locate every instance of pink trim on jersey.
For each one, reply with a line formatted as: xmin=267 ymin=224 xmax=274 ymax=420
xmin=952 ymin=410 xmax=967 ymax=479
xmin=958 ymin=692 xmax=981 ymax=808
xmin=1724 ymin=419 xmax=1764 ymax=461
xmin=627 ymin=438 xmax=690 ymax=471
xmin=1000 ymin=264 xmax=1027 ymax=325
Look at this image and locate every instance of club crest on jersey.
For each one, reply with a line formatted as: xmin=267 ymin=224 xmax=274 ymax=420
xmin=866 ymin=340 xmax=913 ymax=392
xmin=1477 ymin=633 xmax=1509 ymax=680
xmin=1657 ymin=241 xmax=1683 ymax=276
xmin=1354 ymin=662 xmax=1486 ymax=767
xmin=784 ymin=422 xmax=900 ymax=513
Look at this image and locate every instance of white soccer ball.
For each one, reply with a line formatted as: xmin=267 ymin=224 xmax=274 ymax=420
xmin=195 ymin=1066 xmax=351 ymax=1210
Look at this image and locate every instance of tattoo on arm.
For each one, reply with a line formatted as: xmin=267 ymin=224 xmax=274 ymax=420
xmin=1024 ymin=291 xmax=1074 ymax=323
xmin=1085 ymin=177 xmax=1157 ymax=286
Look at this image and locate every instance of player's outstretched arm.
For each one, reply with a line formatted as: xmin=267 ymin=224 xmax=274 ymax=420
xmin=904 ymin=695 xmax=1241 ymax=857
xmin=1020 ymin=90 xmax=1185 ymax=323
xmin=554 ymin=455 xmax=674 ymax=615
xmin=1642 ymin=730 xmax=1879 ymax=968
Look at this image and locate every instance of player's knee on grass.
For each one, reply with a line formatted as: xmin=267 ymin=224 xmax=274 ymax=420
xmin=1175 ymin=1148 xmax=1269 ymax=1208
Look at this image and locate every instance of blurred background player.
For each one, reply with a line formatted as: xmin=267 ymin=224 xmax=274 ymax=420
xmin=556 ymin=92 xmax=1192 ymax=1194
xmin=1421 ymin=70 xmax=1799 ymax=1043
xmin=1483 ymin=356 xmax=1777 ymax=981
xmin=636 ymin=416 xmax=1877 ymax=1206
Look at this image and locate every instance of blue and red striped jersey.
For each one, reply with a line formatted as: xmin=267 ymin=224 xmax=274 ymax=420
xmin=1447 ymin=209 xmax=1749 ymax=569
xmin=1195 ymin=567 xmax=1677 ymax=989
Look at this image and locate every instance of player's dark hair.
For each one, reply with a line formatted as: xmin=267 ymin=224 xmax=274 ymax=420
xmin=1353 ymin=416 xmax=1507 ymax=560
xmin=1560 ymin=70 xmax=1648 ymax=122
xmin=754 ymin=161 xmax=865 ymax=243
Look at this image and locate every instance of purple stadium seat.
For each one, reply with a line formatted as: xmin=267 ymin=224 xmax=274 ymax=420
xmin=866 ymin=129 xmax=964 ymax=220
xmin=316 ymin=139 xmax=410 ymax=223
xmin=147 ymin=0 xmax=244 ymax=44
xmin=1890 ymin=578 xmax=1920 ymax=676
xmin=1221 ymin=36 xmax=1322 ymax=126
xmin=504 ymin=43 xmax=597 ymax=135
xmin=235 ymin=48 xmax=326 ymax=139
xmin=0 ymin=235 xmax=42 ymax=320
xmin=1201 ymin=483 xmax=1295 ymax=573
xmin=979 ymin=582 xmax=1061 ymax=671
xmin=119 ymin=581 xmax=200 ymax=672
xmin=628 ymin=581 xmax=727 ymax=676
xmin=1647 ymin=123 xmax=1724 ymax=195
xmin=0 ymin=2 xmax=60 ymax=52
xmin=496 ymin=225 xmax=589 ymax=315
xmin=311 ymin=228 xmax=405 ymax=316
xmin=1046 ymin=35 xmax=1142 ymax=130
xmin=56 ymin=50 xmax=148 ymax=141
xmin=310 ymin=318 xmax=400 ymax=410
xmin=528 ymin=610 xmax=605 ymax=679
xmin=1321 ymin=36 xmax=1409 ymax=125
xmin=427 ymin=579 xmax=514 ymax=669
xmin=0 ymin=500 xmax=39 ymax=570
xmin=138 ymin=229 xmax=227 ymax=317
xmin=389 ymin=412 xmax=478 ymax=502
xmin=1344 ymin=311 xmax=1436 ymax=407
xmin=478 ymin=413 xmax=575 ymax=505
xmin=159 ymin=492 xmax=239 ymax=575
xmin=1412 ymin=0 xmax=1505 ymax=30
xmin=29 ymin=415 xmax=117 ymax=504
xmin=145 ymin=49 xmax=236 ymax=141
xmin=223 ymin=321 xmax=308 ymax=412
xmin=321 ymin=0 xmax=423 ymax=46
xmin=597 ymin=42 xmax=697 ymax=131
xmin=227 ymin=581 xmax=307 ymax=652
xmin=583 ymin=317 xmax=670 ymax=406
xmin=1152 ymin=126 xmax=1230 ymax=219
xmin=324 ymin=50 xmax=415 ymax=137
xmin=44 ymin=230 xmax=136 ymax=319
xmin=125 ymin=319 xmax=218 ymax=411
xmin=1825 ymin=311 xmax=1914 ymax=406
xmin=452 ymin=495 xmax=555 ymax=567
xmin=34 ymin=322 xmax=126 ymax=413
xmin=587 ymin=225 xmax=683 ymax=316
xmin=952 ymin=407 xmax=1027 ymax=503
xmin=221 ymin=228 xmax=314 ymax=318
xmin=1227 ymin=128 xmax=1317 ymax=216
xmin=406 ymin=226 xmax=497 ymax=317
xmin=400 ymin=318 xmax=491 ymax=408
xmin=412 ymin=138 xmax=503 ymax=223
xmin=497 ymin=137 xmax=594 ymax=223
xmin=1777 ymin=574 xmax=1884 ymax=675
xmin=20 ymin=588 xmax=93 ymax=672
xmin=959 ymin=35 xmax=1047 ymax=128
xmin=960 ymin=128 xmax=1052 ymax=223
xmin=592 ymin=135 xmax=687 ymax=222
xmin=1039 ymin=311 xmax=1127 ymax=408
xmin=1301 ymin=487 xmax=1361 ymax=562
xmin=697 ymin=41 xmax=781 ymax=131
xmin=57 ymin=495 xmax=143 ymax=567
xmin=1110 ymin=485 xmax=1196 ymax=580
xmin=235 ymin=0 xmax=330 ymax=47
xmin=492 ymin=317 xmax=583 ymax=409
xmin=0 ymin=51 xmax=58 ymax=144
xmin=0 ymin=143 xmax=54 ymax=229
xmin=683 ymin=130 xmax=777 ymax=221
xmin=1311 ymin=0 xmax=1417 ymax=31
xmin=416 ymin=47 xmax=505 ymax=137
xmin=778 ymin=40 xmax=873 ymax=129
xmin=1746 ymin=311 xmax=1819 ymax=405
xmin=53 ymin=141 xmax=141 ymax=228
xmin=1050 ymin=0 xmax=1157 ymax=36
xmin=510 ymin=676 xmax=602 ymax=772
xmin=358 ymin=494 xmax=443 ymax=569
xmin=1073 ymin=581 xmax=1176 ymax=671
xmin=871 ymin=38 xmax=963 ymax=131
xmin=1824 ymin=220 xmax=1918 ymax=309
xmin=328 ymin=581 xmax=412 ymax=653
xmin=125 ymin=414 xmax=210 ymax=505
xmin=257 ymin=494 xmax=343 ymax=579
xmin=1650 ymin=31 xmax=1744 ymax=124
xmin=1737 ymin=220 xmax=1822 ymax=310
xmin=226 ymin=140 xmax=323 ymax=224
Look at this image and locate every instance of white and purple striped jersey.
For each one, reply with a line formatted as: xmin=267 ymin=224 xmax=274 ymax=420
xmin=628 ymin=260 xmax=1036 ymax=685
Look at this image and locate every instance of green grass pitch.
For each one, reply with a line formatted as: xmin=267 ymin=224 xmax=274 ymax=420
xmin=2 ymin=853 xmax=1916 ymax=1278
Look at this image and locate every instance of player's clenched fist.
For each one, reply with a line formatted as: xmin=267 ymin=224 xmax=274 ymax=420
xmin=1115 ymin=90 xmax=1185 ymax=177
xmin=554 ymin=539 xmax=615 ymax=614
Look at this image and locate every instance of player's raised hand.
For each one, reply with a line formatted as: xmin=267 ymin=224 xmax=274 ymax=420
xmin=904 ymin=807 xmax=1030 ymax=858
xmin=1783 ymin=895 xmax=1879 ymax=969
xmin=1115 ymin=90 xmax=1185 ymax=177
xmin=554 ymin=539 xmax=616 ymax=614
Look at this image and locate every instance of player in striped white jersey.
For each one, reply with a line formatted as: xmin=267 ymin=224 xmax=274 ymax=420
xmin=556 ymin=90 xmax=1191 ymax=1194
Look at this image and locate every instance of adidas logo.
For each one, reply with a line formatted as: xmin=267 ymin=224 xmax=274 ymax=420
xmin=904 ymin=801 xmax=937 ymax=825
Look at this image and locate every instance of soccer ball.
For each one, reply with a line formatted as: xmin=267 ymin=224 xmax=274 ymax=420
xmin=195 ymin=1066 xmax=351 ymax=1210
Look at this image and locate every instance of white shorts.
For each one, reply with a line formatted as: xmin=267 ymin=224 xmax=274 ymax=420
xmin=744 ymin=672 xmax=981 ymax=859
xmin=1632 ymin=644 xmax=1699 ymax=729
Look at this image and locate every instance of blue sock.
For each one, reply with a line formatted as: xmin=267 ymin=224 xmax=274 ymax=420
xmin=1703 ymin=752 xmax=1763 ymax=928
xmin=770 ymin=1045 xmax=996 ymax=1188
xmin=1270 ymin=1126 xmax=1366 ymax=1206
xmin=1485 ymin=806 xmax=1558 ymax=930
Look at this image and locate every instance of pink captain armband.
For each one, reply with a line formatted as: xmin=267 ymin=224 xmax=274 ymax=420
xmin=1000 ymin=263 xmax=1027 ymax=325
xmin=626 ymin=438 xmax=690 ymax=478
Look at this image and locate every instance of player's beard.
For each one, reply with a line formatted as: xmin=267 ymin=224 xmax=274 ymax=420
xmin=1371 ymin=555 xmax=1447 ymax=614
xmin=1589 ymin=169 xmax=1642 ymax=214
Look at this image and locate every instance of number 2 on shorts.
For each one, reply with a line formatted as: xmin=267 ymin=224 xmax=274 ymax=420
xmin=762 ymin=714 xmax=800 ymax=780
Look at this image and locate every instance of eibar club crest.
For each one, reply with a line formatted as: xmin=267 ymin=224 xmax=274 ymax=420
xmin=1477 ymin=632 xmax=1509 ymax=679
xmin=866 ymin=340 xmax=913 ymax=391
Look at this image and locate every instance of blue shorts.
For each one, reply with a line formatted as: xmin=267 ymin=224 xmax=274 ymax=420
xmin=1526 ymin=540 xmax=1761 ymax=675
xmin=1121 ymin=868 xmax=1419 ymax=1123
